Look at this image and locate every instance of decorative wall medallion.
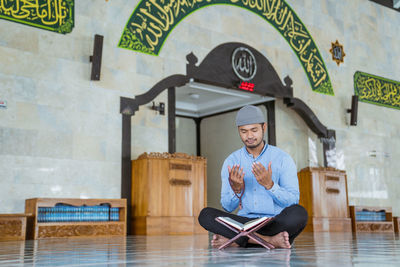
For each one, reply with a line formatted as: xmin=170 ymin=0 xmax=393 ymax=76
xmin=330 ymin=40 xmax=346 ymax=66
xmin=232 ymin=47 xmax=257 ymax=81
xmin=354 ymin=71 xmax=400 ymax=110
xmin=118 ymin=0 xmax=334 ymax=95
xmin=0 ymin=0 xmax=74 ymax=34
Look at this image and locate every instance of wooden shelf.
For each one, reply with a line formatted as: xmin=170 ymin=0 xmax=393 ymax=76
xmin=37 ymin=221 xmax=125 ymax=226
xmin=350 ymin=206 xmax=394 ymax=233
xmin=0 ymin=214 xmax=30 ymax=241
xmin=25 ymin=198 xmax=127 ymax=239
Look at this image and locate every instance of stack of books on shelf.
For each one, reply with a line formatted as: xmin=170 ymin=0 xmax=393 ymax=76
xmin=37 ymin=203 xmax=120 ymax=223
xmin=355 ymin=210 xmax=386 ymax=221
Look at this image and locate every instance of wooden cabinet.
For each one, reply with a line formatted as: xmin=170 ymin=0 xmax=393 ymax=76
xmin=131 ymin=153 xmax=207 ymax=235
xmin=298 ymin=167 xmax=351 ymax=232
xmin=25 ymin=198 xmax=127 ymax=239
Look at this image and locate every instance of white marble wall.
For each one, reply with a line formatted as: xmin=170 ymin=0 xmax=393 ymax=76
xmin=0 ymin=0 xmax=168 ymax=212
xmin=1 ymin=0 xmax=400 ymax=215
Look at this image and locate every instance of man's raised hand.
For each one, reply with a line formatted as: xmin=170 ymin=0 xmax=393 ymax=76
xmin=252 ymin=162 xmax=274 ymax=190
xmin=228 ymin=164 xmax=245 ymax=193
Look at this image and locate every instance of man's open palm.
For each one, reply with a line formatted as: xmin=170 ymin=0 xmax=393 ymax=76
xmin=252 ymin=162 xmax=274 ymax=190
xmin=228 ymin=165 xmax=245 ymax=193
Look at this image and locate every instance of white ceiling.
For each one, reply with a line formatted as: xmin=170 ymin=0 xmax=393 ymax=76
xmin=176 ymin=82 xmax=274 ymax=118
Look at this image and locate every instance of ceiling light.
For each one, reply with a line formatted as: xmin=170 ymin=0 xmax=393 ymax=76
xmin=188 ymin=82 xmax=252 ymax=98
xmin=189 ymin=93 xmax=200 ymax=99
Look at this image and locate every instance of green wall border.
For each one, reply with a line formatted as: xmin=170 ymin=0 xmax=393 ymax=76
xmin=118 ymin=0 xmax=334 ymax=95
xmin=354 ymin=71 xmax=400 ymax=110
xmin=0 ymin=0 xmax=74 ymax=34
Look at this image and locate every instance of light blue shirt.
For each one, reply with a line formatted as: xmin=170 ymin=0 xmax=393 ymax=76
xmin=220 ymin=142 xmax=299 ymax=218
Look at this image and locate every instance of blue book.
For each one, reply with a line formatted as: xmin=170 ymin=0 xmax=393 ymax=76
xmin=38 ymin=207 xmax=44 ymax=222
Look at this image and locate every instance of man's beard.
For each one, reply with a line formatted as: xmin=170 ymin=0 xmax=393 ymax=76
xmin=245 ymin=138 xmax=264 ymax=149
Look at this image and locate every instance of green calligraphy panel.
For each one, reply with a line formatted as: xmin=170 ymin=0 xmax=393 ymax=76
xmin=354 ymin=71 xmax=400 ymax=110
xmin=118 ymin=0 xmax=334 ymax=95
xmin=0 ymin=0 xmax=74 ymax=34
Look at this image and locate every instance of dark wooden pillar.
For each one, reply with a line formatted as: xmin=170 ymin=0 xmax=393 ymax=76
xmin=121 ymin=114 xmax=132 ymax=234
xmin=265 ymin=101 xmax=276 ymax=146
xmin=168 ymin=87 xmax=176 ymax=153
xmin=194 ymin=118 xmax=202 ymax=156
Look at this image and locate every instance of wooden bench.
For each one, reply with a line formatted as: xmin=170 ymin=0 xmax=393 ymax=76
xmin=0 ymin=214 xmax=30 ymax=241
xmin=349 ymin=206 xmax=394 ymax=233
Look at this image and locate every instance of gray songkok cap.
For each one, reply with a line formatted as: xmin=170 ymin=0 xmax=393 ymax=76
xmin=236 ymin=105 xmax=266 ymax=126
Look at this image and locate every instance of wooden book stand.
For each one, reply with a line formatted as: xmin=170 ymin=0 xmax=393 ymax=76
xmin=215 ymin=217 xmax=274 ymax=249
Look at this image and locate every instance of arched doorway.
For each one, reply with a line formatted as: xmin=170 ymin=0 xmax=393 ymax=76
xmin=120 ymin=42 xmax=336 ymax=232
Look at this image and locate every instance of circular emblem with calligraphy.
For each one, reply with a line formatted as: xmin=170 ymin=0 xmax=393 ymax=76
xmin=232 ymin=47 xmax=257 ymax=81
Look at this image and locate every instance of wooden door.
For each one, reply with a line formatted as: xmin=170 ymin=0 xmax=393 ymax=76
xmin=167 ymin=159 xmax=194 ymax=216
xmin=313 ymin=171 xmax=348 ymax=218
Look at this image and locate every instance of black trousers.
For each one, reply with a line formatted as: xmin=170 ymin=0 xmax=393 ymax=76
xmin=198 ymin=204 xmax=308 ymax=247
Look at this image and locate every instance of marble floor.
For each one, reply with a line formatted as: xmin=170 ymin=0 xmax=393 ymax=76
xmin=0 ymin=232 xmax=399 ymax=266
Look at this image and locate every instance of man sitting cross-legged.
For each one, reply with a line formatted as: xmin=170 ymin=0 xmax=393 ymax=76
xmin=198 ymin=105 xmax=308 ymax=248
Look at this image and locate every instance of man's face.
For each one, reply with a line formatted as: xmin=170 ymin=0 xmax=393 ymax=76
xmin=238 ymin=123 xmax=266 ymax=149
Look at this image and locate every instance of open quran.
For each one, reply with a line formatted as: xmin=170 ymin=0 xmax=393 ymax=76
xmin=216 ymin=216 xmax=270 ymax=231
xmin=215 ymin=216 xmax=274 ymax=249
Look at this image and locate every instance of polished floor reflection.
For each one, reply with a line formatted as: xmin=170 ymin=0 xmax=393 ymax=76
xmin=0 ymin=232 xmax=399 ymax=266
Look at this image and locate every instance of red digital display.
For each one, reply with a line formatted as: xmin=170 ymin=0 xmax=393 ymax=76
xmin=239 ymin=82 xmax=255 ymax=92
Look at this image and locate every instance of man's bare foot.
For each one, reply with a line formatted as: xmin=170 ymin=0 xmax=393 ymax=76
xmin=251 ymin=231 xmax=291 ymax=249
xmin=211 ymin=234 xmax=239 ymax=248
